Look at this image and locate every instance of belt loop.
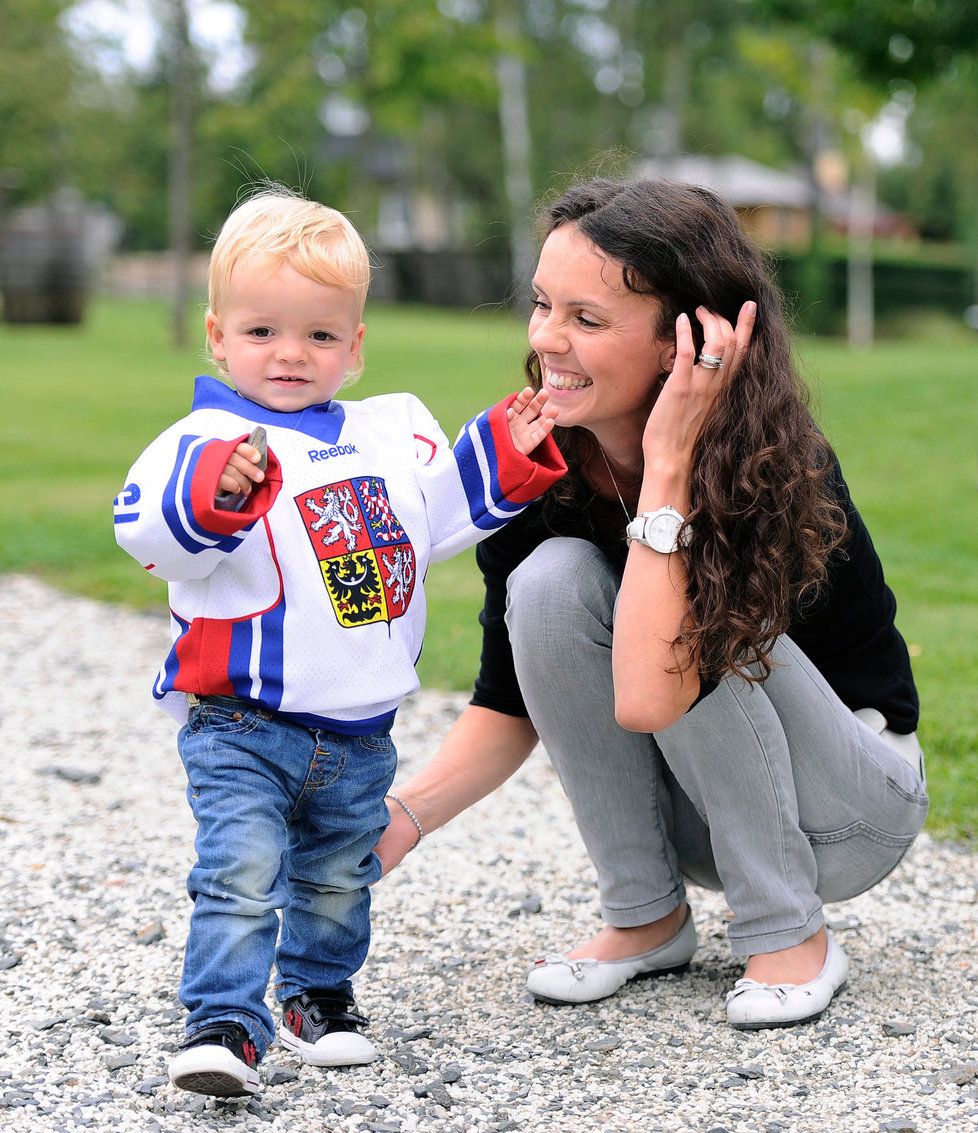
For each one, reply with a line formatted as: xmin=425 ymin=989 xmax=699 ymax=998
xmin=186 ymin=692 xmax=200 ymax=707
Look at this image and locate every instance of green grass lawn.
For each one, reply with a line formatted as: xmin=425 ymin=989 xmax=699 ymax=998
xmin=2 ymin=297 xmax=975 ymax=840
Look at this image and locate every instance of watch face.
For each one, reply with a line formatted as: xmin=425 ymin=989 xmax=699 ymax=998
xmin=627 ymin=507 xmax=686 ymax=552
xmin=648 ymin=512 xmax=682 ymax=552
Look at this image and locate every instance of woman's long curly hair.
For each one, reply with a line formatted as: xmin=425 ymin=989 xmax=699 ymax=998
xmin=526 ymin=177 xmax=848 ymax=683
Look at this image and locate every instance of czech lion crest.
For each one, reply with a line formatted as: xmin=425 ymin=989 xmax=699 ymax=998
xmin=295 ymin=477 xmax=416 ymax=629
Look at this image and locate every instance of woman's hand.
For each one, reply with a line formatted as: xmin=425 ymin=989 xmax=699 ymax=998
xmin=642 ymin=301 xmax=755 ymax=466
xmin=370 ymin=706 xmax=539 ymax=882
xmin=374 ymin=800 xmax=421 ymax=878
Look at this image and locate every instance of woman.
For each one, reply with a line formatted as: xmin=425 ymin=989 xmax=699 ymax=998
xmin=377 ymin=177 xmax=927 ymax=1030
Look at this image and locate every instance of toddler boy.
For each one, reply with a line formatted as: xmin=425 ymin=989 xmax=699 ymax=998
xmin=114 ymin=188 xmax=563 ymax=1096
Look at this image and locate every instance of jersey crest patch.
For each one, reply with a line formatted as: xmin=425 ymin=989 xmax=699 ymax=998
xmin=296 ymin=477 xmax=416 ymax=628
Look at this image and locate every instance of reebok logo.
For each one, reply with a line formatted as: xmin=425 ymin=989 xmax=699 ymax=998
xmin=308 ymin=443 xmax=358 ymax=462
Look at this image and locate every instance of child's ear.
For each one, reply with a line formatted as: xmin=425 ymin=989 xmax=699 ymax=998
xmin=205 ymin=311 xmax=227 ymax=361
xmin=349 ymin=322 xmax=365 ymax=362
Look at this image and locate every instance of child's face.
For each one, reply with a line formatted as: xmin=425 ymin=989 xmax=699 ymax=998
xmin=206 ymin=261 xmax=365 ymax=412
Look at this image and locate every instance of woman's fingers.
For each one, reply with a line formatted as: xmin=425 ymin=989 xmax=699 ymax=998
xmin=691 ymin=302 xmax=756 ymax=379
xmin=733 ymin=300 xmax=757 ymax=366
xmin=673 ymin=311 xmax=695 ymax=373
xmin=694 ymin=305 xmax=734 ymax=372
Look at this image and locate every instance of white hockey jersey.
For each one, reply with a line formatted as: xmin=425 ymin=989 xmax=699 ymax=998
xmin=114 ymin=375 xmax=565 ymax=733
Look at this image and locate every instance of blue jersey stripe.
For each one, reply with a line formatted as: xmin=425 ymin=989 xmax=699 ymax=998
xmin=473 ymin=413 xmax=523 ymax=515
xmin=162 ymin=435 xmax=247 ymax=555
xmin=257 ymin=601 xmax=286 ymax=710
xmin=453 ymin=416 xmax=523 ymax=531
xmin=154 ymin=612 xmax=189 ymax=697
xmin=229 ymin=619 xmax=255 ymax=699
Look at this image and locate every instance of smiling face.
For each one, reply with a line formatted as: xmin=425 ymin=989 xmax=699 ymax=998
xmin=206 ymin=260 xmax=365 ymax=413
xmin=528 ymin=223 xmax=675 ymax=445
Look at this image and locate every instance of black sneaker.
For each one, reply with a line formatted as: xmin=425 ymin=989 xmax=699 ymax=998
xmin=280 ymin=989 xmax=377 ymax=1067
xmin=168 ymin=1020 xmax=261 ymax=1096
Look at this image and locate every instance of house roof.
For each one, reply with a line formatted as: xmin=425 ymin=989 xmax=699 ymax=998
xmin=636 ymin=154 xmax=814 ymax=209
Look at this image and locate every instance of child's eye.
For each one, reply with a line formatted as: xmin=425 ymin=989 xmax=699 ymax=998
xmin=249 ymin=327 xmax=272 ymax=338
xmin=311 ymin=330 xmax=335 ymax=342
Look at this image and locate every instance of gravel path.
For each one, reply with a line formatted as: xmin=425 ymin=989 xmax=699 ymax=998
xmin=1 ymin=574 xmax=976 ymax=1133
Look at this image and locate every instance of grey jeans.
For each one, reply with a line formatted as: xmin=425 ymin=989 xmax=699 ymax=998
xmin=505 ymin=538 xmax=929 ymax=956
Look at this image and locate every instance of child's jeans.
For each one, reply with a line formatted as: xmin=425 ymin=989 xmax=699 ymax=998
xmin=176 ymin=695 xmax=397 ymax=1058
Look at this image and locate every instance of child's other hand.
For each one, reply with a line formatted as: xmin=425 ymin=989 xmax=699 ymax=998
xmin=506 ymin=386 xmax=557 ymax=455
xmin=217 ymin=441 xmax=266 ymax=500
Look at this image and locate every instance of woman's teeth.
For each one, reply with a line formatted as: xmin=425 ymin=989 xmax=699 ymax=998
xmin=545 ymin=368 xmax=592 ymax=390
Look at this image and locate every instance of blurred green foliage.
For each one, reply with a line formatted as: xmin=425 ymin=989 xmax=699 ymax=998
xmin=1 ymin=297 xmax=975 ymax=839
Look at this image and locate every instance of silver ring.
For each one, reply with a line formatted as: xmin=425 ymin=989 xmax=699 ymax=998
xmin=698 ymin=352 xmax=723 ymax=369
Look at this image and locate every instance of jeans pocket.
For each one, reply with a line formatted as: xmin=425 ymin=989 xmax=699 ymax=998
xmin=192 ymin=701 xmax=263 ymax=735
xmin=808 ymin=819 xmax=921 ymax=903
xmin=357 ymin=731 xmax=395 ymax=754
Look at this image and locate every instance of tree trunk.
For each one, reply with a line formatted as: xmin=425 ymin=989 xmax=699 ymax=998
xmin=847 ymin=164 xmax=876 ymax=349
xmin=494 ymin=0 xmax=535 ymax=304
xmin=167 ymin=0 xmax=194 ymax=349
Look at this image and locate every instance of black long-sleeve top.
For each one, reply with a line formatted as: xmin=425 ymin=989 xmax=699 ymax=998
xmin=471 ymin=463 xmax=920 ymax=734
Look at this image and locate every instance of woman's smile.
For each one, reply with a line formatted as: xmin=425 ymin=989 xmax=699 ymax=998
xmin=543 ymin=366 xmax=593 ymax=392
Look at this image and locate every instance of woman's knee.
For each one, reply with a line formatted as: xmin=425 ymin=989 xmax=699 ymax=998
xmin=505 ymin=537 xmax=617 ymax=640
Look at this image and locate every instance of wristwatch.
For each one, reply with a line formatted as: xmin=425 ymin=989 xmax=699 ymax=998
xmin=625 ymin=506 xmax=690 ymax=553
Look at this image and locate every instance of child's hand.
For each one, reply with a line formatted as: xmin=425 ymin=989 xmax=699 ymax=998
xmin=217 ymin=441 xmax=266 ymax=501
xmin=506 ymin=386 xmax=558 ymax=455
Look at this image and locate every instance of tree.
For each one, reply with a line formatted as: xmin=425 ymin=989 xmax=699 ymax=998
xmin=163 ymin=0 xmax=197 ymax=346
xmin=0 ymin=0 xmax=84 ymax=203
xmin=757 ymin=0 xmax=978 ymax=83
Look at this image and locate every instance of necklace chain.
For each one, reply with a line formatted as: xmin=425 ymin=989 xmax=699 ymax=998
xmin=597 ymin=444 xmax=631 ymax=523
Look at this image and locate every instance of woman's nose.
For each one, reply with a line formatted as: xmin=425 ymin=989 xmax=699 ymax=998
xmin=529 ymin=312 xmax=567 ymax=354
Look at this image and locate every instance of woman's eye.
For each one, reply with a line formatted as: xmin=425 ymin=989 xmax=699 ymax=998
xmin=577 ymin=315 xmax=600 ymax=329
xmin=530 ymin=298 xmax=549 ymax=312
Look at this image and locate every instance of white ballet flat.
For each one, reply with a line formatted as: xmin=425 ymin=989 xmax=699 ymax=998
xmin=526 ymin=910 xmax=697 ymax=1005
xmin=725 ymin=932 xmax=849 ymax=1030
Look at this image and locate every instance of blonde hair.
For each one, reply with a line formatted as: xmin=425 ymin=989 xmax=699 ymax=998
xmin=207 ymin=185 xmax=371 ymax=381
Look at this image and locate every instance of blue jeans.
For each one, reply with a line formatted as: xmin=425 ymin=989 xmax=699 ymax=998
xmin=177 ymin=696 xmax=397 ymax=1057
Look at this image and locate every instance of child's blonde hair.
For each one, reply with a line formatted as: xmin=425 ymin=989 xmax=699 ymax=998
xmin=207 ymin=185 xmax=371 ymax=381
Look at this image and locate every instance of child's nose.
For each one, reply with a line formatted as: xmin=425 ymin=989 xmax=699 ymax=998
xmin=276 ymin=337 xmax=307 ymax=363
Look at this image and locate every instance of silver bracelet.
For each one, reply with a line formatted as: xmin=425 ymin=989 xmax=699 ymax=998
xmin=386 ymin=793 xmax=424 ymax=850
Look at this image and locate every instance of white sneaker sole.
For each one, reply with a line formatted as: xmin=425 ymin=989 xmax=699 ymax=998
xmin=169 ymin=1047 xmax=260 ymax=1097
xmin=279 ymin=1026 xmax=377 ymax=1067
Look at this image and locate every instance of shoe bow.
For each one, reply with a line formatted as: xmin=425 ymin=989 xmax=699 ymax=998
xmin=533 ymin=954 xmax=598 ymax=981
xmin=725 ymin=978 xmax=805 ymax=1005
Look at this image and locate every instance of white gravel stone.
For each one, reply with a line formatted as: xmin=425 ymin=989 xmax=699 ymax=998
xmin=1 ymin=574 xmax=976 ymax=1133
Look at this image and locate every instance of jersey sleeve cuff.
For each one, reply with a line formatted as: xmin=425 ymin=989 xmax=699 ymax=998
xmin=189 ymin=435 xmax=284 ymax=535
xmin=487 ymin=394 xmax=567 ymax=505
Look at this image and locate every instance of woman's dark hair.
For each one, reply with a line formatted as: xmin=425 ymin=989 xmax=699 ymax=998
xmin=526 ymin=177 xmax=848 ymax=682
